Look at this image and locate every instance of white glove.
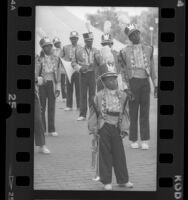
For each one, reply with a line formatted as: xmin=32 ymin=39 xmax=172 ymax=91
xmin=37 ymin=76 xmax=44 ymax=86
xmin=74 ymin=64 xmax=82 ymax=72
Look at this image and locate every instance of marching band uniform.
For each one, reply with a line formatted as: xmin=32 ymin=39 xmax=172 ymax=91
xmin=35 ymin=37 xmax=61 ymax=136
xmin=88 ymin=54 xmax=133 ymax=190
xmin=53 ymin=37 xmax=67 ymax=100
xmin=75 ymin=32 xmax=99 ymax=120
xmin=61 ymin=31 xmax=82 ymax=110
xmin=119 ymin=24 xmax=158 ymax=149
xmin=34 ymin=91 xmax=45 ymax=146
xmin=34 ymin=56 xmax=50 ymax=154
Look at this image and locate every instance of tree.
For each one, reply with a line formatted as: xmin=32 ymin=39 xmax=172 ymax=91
xmin=133 ymin=8 xmax=159 ymax=46
xmin=86 ymin=7 xmax=159 ymax=46
xmin=86 ymin=7 xmax=128 ymax=44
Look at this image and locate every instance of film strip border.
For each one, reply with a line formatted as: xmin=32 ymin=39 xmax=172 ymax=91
xmin=6 ymin=0 xmax=185 ymax=200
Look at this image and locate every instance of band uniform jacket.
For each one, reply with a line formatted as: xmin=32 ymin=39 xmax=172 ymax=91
xmin=88 ymin=90 xmax=130 ymax=134
xmin=119 ymin=44 xmax=157 ymax=87
xmin=60 ymin=44 xmax=83 ymax=62
xmin=53 ymin=48 xmax=66 ymax=74
xmin=75 ymin=46 xmax=99 ymax=73
xmin=35 ymin=53 xmax=61 ymax=95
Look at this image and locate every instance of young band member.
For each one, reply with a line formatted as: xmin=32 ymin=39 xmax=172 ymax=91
xmin=35 ymin=37 xmax=61 ymax=137
xmin=119 ymin=24 xmax=158 ymax=149
xmin=88 ymin=51 xmax=133 ymax=190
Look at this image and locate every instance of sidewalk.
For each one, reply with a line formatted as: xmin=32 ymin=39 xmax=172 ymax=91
xmin=34 ymin=95 xmax=157 ymax=191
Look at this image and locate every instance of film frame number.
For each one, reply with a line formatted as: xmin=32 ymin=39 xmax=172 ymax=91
xmin=8 ymin=94 xmax=17 ymax=109
xmin=8 ymin=192 xmax=14 ymax=200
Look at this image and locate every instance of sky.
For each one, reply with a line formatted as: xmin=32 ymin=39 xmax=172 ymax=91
xmin=65 ymin=6 xmax=150 ymax=21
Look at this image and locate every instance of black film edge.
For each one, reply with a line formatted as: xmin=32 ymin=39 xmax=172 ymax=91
xmin=6 ymin=0 xmax=185 ymax=199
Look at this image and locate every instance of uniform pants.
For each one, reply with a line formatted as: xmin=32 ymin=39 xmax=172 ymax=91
xmin=66 ymin=72 xmax=80 ymax=108
xmin=98 ymin=123 xmax=129 ymax=185
xmin=79 ymin=71 xmax=96 ymax=117
xmin=34 ymin=93 xmax=45 ymax=146
xmin=129 ymin=78 xmax=150 ymax=142
xmin=61 ymin=73 xmax=67 ymax=99
xmin=39 ymin=81 xmax=56 ymax=133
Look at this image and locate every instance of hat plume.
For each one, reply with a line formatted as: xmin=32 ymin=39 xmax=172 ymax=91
xmin=103 ymin=21 xmax=111 ymax=34
xmin=85 ymin=21 xmax=91 ymax=33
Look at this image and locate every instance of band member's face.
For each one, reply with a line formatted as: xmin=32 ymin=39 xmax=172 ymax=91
xmin=54 ymin=42 xmax=61 ymax=49
xmin=102 ymin=76 xmax=118 ymax=90
xmin=129 ymin=31 xmax=141 ymax=44
xmin=85 ymin=40 xmax=93 ymax=48
xmin=43 ymin=44 xmax=53 ymax=55
xmin=109 ymin=43 xmax=113 ymax=48
xmin=70 ymin=37 xmax=78 ymax=46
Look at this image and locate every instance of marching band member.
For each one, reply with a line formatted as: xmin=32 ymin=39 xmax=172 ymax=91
xmin=75 ymin=23 xmax=99 ymax=121
xmin=88 ymin=50 xmax=133 ymax=190
xmin=119 ymin=24 xmax=158 ymax=149
xmin=35 ymin=37 xmax=61 ymax=137
xmin=61 ymin=31 xmax=82 ymax=111
xmin=53 ymin=37 xmax=67 ymax=102
xmin=34 ymin=56 xmax=51 ymax=154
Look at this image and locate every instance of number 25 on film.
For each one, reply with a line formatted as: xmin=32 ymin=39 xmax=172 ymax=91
xmin=8 ymin=94 xmax=17 ymax=109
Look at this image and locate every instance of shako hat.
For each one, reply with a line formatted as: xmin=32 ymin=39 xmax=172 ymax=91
xmin=97 ymin=63 xmax=117 ymax=80
xmin=53 ymin=37 xmax=61 ymax=45
xmin=101 ymin=34 xmax=113 ymax=45
xmin=70 ymin=31 xmax=79 ymax=38
xmin=83 ymin=21 xmax=93 ymax=41
xmin=39 ymin=37 xmax=53 ymax=48
xmin=97 ymin=46 xmax=117 ymax=80
xmin=101 ymin=21 xmax=113 ymax=45
xmin=124 ymin=24 xmax=140 ymax=37
xmin=83 ymin=32 xmax=94 ymax=41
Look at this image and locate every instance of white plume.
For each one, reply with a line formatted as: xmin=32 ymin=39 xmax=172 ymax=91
xmin=118 ymin=14 xmax=130 ymax=30
xmin=103 ymin=21 xmax=112 ymax=34
xmin=85 ymin=21 xmax=91 ymax=32
xmin=100 ymin=46 xmax=114 ymax=63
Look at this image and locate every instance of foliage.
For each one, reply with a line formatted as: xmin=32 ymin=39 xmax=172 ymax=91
xmin=86 ymin=7 xmax=158 ymax=46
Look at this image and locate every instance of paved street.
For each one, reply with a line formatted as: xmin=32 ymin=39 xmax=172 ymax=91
xmin=34 ymin=92 xmax=157 ymax=191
